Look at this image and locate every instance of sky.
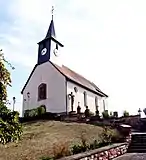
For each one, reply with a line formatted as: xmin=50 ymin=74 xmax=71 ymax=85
xmin=1 ymin=0 xmax=146 ymax=117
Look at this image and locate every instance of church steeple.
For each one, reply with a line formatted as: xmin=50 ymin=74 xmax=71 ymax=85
xmin=37 ymin=7 xmax=63 ymax=65
xmin=45 ymin=19 xmax=56 ymax=39
xmin=45 ymin=6 xmax=56 ymax=39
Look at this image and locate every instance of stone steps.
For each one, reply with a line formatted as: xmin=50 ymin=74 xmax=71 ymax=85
xmin=128 ymin=148 xmax=146 ymax=153
xmin=128 ymin=133 xmax=146 ymax=153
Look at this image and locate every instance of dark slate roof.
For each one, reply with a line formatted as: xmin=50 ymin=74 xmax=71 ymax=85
xmin=38 ymin=19 xmax=64 ymax=47
xmin=21 ymin=62 xmax=108 ymax=97
xmin=45 ymin=19 xmax=56 ymax=39
xmin=51 ymin=62 xmax=108 ymax=97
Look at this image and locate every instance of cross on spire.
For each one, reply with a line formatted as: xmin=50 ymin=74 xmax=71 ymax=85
xmin=52 ymin=6 xmax=54 ymax=20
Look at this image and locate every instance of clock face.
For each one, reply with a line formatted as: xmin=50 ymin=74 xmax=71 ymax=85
xmin=53 ymin=48 xmax=58 ymax=56
xmin=41 ymin=48 xmax=47 ymax=55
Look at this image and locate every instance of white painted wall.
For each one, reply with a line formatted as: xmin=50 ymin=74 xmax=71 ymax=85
xmin=22 ymin=61 xmax=66 ymax=116
xmin=67 ymin=81 xmax=106 ymax=115
xmin=50 ymin=41 xmax=63 ymax=67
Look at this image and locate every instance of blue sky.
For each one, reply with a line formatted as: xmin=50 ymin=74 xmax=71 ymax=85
xmin=1 ymin=0 xmax=146 ymax=116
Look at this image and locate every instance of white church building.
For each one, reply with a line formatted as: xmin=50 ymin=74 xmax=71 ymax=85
xmin=21 ymin=15 xmax=108 ymax=117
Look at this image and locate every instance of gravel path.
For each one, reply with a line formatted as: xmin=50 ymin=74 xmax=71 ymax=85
xmin=115 ymin=153 xmax=146 ymax=160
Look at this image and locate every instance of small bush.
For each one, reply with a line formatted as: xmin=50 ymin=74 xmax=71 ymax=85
xmin=37 ymin=105 xmax=46 ymax=116
xmin=24 ymin=109 xmax=38 ymax=118
xmin=29 ymin=109 xmax=38 ymax=117
xmin=89 ymin=140 xmax=99 ymax=150
xmin=24 ymin=105 xmax=46 ymax=118
xmin=52 ymin=141 xmax=70 ymax=159
xmin=89 ymin=111 xmax=94 ymax=116
xmin=123 ymin=110 xmax=129 ymax=117
xmin=99 ymin=126 xmax=113 ymax=144
xmin=102 ymin=110 xmax=109 ymax=119
xmin=111 ymin=130 xmax=124 ymax=143
xmin=71 ymin=142 xmax=89 ymax=155
xmin=113 ymin=111 xmax=118 ymax=118
xmin=24 ymin=110 xmax=29 ymax=118
xmin=72 ymin=131 xmax=89 ymax=154
xmin=99 ymin=126 xmax=123 ymax=145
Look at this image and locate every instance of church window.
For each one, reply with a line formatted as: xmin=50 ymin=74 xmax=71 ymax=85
xmin=83 ymin=91 xmax=87 ymax=106
xmin=95 ymin=96 xmax=98 ymax=107
xmin=38 ymin=83 xmax=47 ymax=101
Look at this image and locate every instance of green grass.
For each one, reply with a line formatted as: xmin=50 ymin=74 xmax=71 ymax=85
xmin=0 ymin=120 xmax=104 ymax=160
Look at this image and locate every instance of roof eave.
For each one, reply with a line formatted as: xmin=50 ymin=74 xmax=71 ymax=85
xmin=21 ymin=64 xmax=38 ymax=94
xmin=38 ymin=37 xmax=64 ymax=47
xmin=21 ymin=62 xmax=108 ymax=98
xmin=66 ymin=77 xmax=108 ymax=98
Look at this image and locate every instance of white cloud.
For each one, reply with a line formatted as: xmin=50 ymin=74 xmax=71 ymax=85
xmin=2 ymin=0 xmax=146 ymax=116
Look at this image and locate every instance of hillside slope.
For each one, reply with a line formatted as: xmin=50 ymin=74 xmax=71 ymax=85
xmin=0 ymin=121 xmax=104 ymax=160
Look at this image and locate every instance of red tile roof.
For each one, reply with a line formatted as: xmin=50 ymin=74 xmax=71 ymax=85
xmin=51 ymin=62 xmax=108 ymax=97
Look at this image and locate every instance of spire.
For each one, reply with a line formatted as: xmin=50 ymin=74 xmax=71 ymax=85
xmin=45 ymin=6 xmax=56 ymax=39
xmin=45 ymin=20 xmax=56 ymax=38
xmin=52 ymin=6 xmax=54 ymax=20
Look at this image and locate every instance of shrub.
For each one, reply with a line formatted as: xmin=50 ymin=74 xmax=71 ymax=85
xmin=71 ymin=142 xmax=89 ymax=155
xmin=111 ymin=130 xmax=124 ymax=143
xmin=99 ymin=126 xmax=113 ymax=144
xmin=24 ymin=105 xmax=46 ymax=118
xmin=102 ymin=110 xmax=109 ymax=119
xmin=71 ymin=131 xmax=89 ymax=154
xmin=52 ymin=141 xmax=70 ymax=159
xmin=29 ymin=109 xmax=38 ymax=117
xmin=0 ymin=102 xmax=23 ymax=144
xmin=24 ymin=110 xmax=30 ymax=118
xmin=99 ymin=126 xmax=123 ymax=145
xmin=37 ymin=105 xmax=46 ymax=116
xmin=89 ymin=111 xmax=94 ymax=116
xmin=72 ymin=144 xmax=84 ymax=154
xmin=123 ymin=110 xmax=129 ymax=117
xmin=89 ymin=140 xmax=99 ymax=150
xmin=113 ymin=111 xmax=118 ymax=118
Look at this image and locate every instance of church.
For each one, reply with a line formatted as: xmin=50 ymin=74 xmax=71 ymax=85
xmin=21 ymin=13 xmax=108 ymax=117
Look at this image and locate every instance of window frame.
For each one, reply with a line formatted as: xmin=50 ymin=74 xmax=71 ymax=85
xmin=83 ymin=91 xmax=87 ymax=106
xmin=95 ymin=96 xmax=98 ymax=107
xmin=38 ymin=83 xmax=47 ymax=101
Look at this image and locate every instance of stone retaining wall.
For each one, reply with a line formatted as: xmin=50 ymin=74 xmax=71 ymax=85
xmin=59 ymin=143 xmax=128 ymax=160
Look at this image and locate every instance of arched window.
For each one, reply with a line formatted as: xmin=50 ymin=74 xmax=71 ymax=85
xmin=83 ymin=91 xmax=87 ymax=106
xmin=95 ymin=96 xmax=98 ymax=107
xmin=95 ymin=96 xmax=98 ymax=111
xmin=38 ymin=83 xmax=47 ymax=101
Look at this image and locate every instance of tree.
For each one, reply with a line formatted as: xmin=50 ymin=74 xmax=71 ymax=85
xmin=0 ymin=50 xmax=22 ymax=144
xmin=0 ymin=49 xmax=14 ymax=101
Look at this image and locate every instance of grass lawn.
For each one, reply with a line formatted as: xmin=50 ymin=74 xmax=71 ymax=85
xmin=0 ymin=120 xmax=105 ymax=160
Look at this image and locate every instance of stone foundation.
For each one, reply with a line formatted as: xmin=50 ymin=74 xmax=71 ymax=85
xmin=59 ymin=143 xmax=128 ymax=160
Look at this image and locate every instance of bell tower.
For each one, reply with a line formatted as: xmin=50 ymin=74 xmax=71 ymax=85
xmin=37 ymin=7 xmax=64 ymax=65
